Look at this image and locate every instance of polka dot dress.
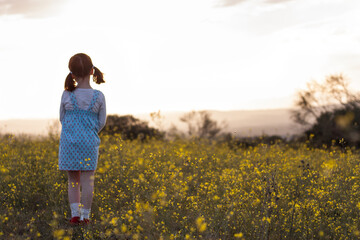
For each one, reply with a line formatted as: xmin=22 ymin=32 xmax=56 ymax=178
xmin=59 ymin=90 xmax=100 ymax=171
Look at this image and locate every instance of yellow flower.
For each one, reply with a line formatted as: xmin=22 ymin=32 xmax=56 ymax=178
xmin=121 ymin=224 xmax=127 ymax=233
xmin=53 ymin=229 xmax=65 ymax=238
xmin=234 ymin=232 xmax=243 ymax=238
xmin=110 ymin=217 xmax=118 ymax=226
xmin=196 ymin=217 xmax=207 ymax=232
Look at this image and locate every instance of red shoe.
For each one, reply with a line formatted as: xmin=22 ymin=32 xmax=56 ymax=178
xmin=80 ymin=219 xmax=90 ymax=225
xmin=69 ymin=216 xmax=80 ymax=225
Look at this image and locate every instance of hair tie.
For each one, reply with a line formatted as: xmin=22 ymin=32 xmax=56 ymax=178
xmin=70 ymin=71 xmax=72 ymax=74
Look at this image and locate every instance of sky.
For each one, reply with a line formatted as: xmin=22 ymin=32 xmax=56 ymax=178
xmin=1 ymin=0 xmax=360 ymax=119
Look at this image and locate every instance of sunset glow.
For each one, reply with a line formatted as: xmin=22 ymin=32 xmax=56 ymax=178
xmin=1 ymin=0 xmax=360 ymax=119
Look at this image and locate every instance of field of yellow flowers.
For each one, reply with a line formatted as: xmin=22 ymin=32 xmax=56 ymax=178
xmin=1 ymin=134 xmax=360 ymax=239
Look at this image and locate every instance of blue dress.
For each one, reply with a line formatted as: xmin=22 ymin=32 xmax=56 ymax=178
xmin=59 ymin=90 xmax=100 ymax=171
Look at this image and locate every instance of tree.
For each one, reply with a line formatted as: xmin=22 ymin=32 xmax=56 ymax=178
xmin=101 ymin=115 xmax=164 ymax=141
xmin=292 ymin=74 xmax=359 ymax=126
xmin=305 ymin=107 xmax=360 ymax=148
xmin=180 ymin=111 xmax=225 ymax=139
xmin=150 ymin=110 xmax=165 ymax=131
xmin=292 ymin=73 xmax=360 ymax=147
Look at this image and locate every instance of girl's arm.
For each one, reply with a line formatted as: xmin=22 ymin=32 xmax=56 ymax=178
xmin=60 ymin=91 xmax=66 ymax=123
xmin=98 ymin=94 xmax=107 ymax=132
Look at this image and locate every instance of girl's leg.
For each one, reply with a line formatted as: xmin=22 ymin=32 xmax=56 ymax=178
xmin=67 ymin=171 xmax=81 ymax=218
xmin=80 ymin=170 xmax=95 ymax=208
xmin=67 ymin=171 xmax=81 ymax=202
xmin=80 ymin=170 xmax=95 ymax=220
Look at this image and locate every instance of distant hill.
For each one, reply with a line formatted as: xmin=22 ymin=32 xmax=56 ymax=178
xmin=136 ymin=109 xmax=304 ymax=138
xmin=0 ymin=119 xmax=59 ymax=136
xmin=0 ymin=109 xmax=304 ymax=137
xmin=0 ymin=109 xmax=302 ymax=137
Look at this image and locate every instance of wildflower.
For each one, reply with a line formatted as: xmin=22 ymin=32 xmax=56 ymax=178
xmin=196 ymin=217 xmax=207 ymax=232
xmin=234 ymin=232 xmax=243 ymax=238
xmin=110 ymin=217 xmax=118 ymax=226
xmin=53 ymin=229 xmax=65 ymax=239
xmin=262 ymin=217 xmax=271 ymax=224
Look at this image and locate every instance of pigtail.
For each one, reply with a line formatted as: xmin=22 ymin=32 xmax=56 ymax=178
xmin=93 ymin=66 xmax=105 ymax=84
xmin=64 ymin=73 xmax=76 ymax=91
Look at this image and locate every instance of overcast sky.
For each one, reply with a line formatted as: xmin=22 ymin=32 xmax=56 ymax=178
xmin=1 ymin=0 xmax=360 ymax=119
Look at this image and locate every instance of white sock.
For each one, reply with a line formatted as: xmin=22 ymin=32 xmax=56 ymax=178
xmin=80 ymin=208 xmax=91 ymax=220
xmin=70 ymin=203 xmax=80 ymax=218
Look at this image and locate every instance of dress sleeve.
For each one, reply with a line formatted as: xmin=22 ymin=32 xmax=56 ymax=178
xmin=59 ymin=91 xmax=66 ymax=123
xmin=98 ymin=93 xmax=107 ymax=132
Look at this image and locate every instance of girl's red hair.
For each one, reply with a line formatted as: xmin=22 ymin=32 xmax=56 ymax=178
xmin=64 ymin=53 xmax=105 ymax=91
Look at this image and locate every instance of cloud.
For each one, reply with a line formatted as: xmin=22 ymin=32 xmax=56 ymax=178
xmin=216 ymin=0 xmax=247 ymax=7
xmin=218 ymin=0 xmax=291 ymax=7
xmin=264 ymin=0 xmax=292 ymax=3
xmin=0 ymin=0 xmax=68 ymax=18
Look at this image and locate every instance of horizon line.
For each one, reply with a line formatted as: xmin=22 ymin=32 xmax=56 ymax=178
xmin=0 ymin=107 xmax=296 ymax=121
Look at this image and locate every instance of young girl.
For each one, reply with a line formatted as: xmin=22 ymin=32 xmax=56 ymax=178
xmin=59 ymin=53 xmax=106 ymax=225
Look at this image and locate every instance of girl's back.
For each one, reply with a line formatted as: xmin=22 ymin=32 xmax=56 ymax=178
xmin=60 ymin=88 xmax=106 ymax=128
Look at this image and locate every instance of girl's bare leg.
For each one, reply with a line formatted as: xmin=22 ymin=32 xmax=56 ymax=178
xmin=67 ymin=171 xmax=81 ymax=203
xmin=80 ymin=170 xmax=95 ymax=209
xmin=67 ymin=171 xmax=81 ymax=218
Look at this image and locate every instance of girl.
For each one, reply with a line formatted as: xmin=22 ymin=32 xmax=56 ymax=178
xmin=59 ymin=53 xmax=106 ymax=225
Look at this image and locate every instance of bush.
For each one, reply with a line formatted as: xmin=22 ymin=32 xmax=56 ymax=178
xmin=101 ymin=115 xmax=164 ymax=141
xmin=305 ymin=105 xmax=360 ymax=148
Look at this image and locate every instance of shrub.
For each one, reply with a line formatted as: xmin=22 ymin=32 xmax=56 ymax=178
xmin=101 ymin=115 xmax=164 ymax=141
